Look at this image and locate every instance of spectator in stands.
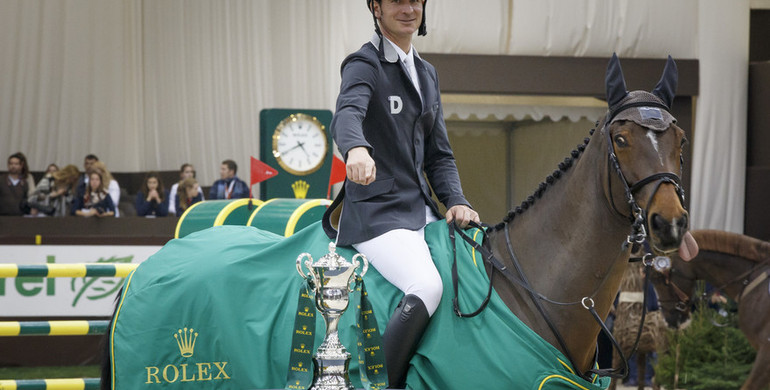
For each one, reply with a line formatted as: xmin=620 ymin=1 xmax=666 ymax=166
xmin=72 ymin=170 xmax=115 ymax=217
xmin=175 ymin=177 xmax=203 ymax=216
xmin=135 ymin=171 xmax=169 ymax=217
xmin=168 ymin=163 xmax=203 ymax=215
xmin=76 ymin=154 xmax=99 ymax=198
xmin=27 ymin=163 xmax=61 ymax=216
xmin=0 ymin=152 xmax=33 ymax=215
xmin=49 ymin=164 xmax=80 ymax=217
xmin=208 ymin=159 xmax=248 ymax=200
xmin=18 ymin=152 xmax=36 ymax=197
xmin=90 ymin=161 xmax=121 ymax=217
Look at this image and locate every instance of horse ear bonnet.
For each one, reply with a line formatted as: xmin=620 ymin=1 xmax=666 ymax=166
xmin=606 ymin=53 xmax=677 ymax=132
xmin=652 ymin=55 xmax=678 ymax=109
xmin=605 ymin=53 xmax=628 ymax=109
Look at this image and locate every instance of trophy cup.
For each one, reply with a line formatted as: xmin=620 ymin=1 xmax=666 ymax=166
xmin=296 ymin=242 xmax=368 ymax=390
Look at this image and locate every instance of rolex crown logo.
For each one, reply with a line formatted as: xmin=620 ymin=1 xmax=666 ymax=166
xmin=291 ymin=180 xmax=310 ymax=199
xmin=174 ymin=327 xmax=198 ymax=357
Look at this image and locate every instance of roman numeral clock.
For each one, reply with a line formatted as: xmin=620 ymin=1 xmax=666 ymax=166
xmin=259 ymin=109 xmax=333 ymax=199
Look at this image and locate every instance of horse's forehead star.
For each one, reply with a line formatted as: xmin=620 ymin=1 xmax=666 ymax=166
xmin=645 ymin=130 xmax=665 ymax=167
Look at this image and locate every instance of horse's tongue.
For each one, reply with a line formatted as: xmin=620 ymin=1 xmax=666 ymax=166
xmin=679 ymin=231 xmax=699 ymax=261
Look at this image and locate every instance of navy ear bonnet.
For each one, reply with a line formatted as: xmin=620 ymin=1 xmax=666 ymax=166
xmin=605 ymin=53 xmax=679 ymax=132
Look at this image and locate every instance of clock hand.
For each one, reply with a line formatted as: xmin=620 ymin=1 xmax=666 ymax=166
xmin=297 ymin=142 xmax=310 ymax=157
xmin=282 ymin=142 xmax=304 ymax=154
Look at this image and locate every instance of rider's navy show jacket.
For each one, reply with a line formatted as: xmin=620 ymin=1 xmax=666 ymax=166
xmin=323 ymin=35 xmax=470 ymax=246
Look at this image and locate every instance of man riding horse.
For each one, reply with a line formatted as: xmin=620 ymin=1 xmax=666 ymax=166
xmin=322 ymin=0 xmax=479 ymax=387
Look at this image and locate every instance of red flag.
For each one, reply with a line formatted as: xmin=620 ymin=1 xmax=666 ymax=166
xmin=326 ymin=155 xmax=346 ymax=199
xmin=250 ymin=156 xmax=278 ymax=197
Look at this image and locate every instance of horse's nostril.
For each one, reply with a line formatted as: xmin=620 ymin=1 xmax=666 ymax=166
xmin=651 ymin=213 xmax=666 ymax=232
xmin=677 ymin=214 xmax=689 ymax=230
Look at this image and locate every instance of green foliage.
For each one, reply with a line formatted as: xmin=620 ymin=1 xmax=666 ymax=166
xmin=656 ymin=301 xmax=756 ymax=390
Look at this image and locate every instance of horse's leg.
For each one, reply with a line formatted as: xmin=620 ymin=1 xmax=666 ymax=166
xmin=636 ymin=352 xmax=646 ymax=390
xmin=741 ymin=345 xmax=770 ymax=390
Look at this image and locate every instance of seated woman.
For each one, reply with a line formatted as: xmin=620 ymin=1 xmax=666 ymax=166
xmin=27 ymin=163 xmax=60 ymax=216
xmin=175 ymin=177 xmax=203 ymax=217
xmin=168 ymin=163 xmax=204 ymax=216
xmin=72 ymin=170 xmax=115 ymax=217
xmin=135 ymin=171 xmax=169 ymax=217
xmin=90 ymin=161 xmax=122 ymax=217
xmin=30 ymin=164 xmax=81 ymax=217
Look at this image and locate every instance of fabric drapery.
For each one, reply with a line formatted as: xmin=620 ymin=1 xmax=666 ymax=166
xmin=0 ymin=0 xmax=749 ymax=233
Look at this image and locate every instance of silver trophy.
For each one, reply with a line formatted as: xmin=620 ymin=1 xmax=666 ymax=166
xmin=296 ymin=242 xmax=368 ymax=390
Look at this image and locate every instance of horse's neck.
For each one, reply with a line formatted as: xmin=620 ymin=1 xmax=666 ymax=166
xmin=696 ymin=251 xmax=760 ymax=300
xmin=489 ymin=139 xmax=631 ymax=372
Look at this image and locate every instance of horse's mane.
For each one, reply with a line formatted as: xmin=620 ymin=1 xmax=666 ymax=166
xmin=491 ymin=122 xmax=597 ymax=231
xmin=691 ymin=229 xmax=770 ymax=263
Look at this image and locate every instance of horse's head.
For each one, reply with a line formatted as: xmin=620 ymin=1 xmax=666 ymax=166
xmin=602 ymin=54 xmax=689 ymax=255
xmin=649 ymin=254 xmax=697 ymax=328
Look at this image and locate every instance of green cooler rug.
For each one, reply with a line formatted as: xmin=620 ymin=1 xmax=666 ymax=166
xmin=110 ymin=221 xmax=609 ymax=390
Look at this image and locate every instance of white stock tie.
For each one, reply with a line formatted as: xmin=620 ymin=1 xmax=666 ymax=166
xmin=403 ymin=56 xmax=422 ymax=101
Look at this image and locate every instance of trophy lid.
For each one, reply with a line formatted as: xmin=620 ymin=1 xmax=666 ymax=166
xmin=312 ymin=242 xmax=353 ymax=270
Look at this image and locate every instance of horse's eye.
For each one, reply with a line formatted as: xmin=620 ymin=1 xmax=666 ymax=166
xmin=614 ymin=134 xmax=628 ymax=147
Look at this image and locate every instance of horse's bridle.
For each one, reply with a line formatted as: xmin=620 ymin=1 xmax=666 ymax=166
xmin=603 ymin=102 xmax=686 ymax=254
xmin=657 ymin=256 xmax=770 ymax=314
xmin=656 ymin=266 xmax=693 ymax=313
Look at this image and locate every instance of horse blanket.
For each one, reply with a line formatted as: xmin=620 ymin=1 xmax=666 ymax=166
xmin=110 ymin=221 xmax=609 ymax=390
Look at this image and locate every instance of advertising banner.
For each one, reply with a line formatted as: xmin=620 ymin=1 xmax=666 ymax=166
xmin=0 ymin=245 xmax=161 ymax=317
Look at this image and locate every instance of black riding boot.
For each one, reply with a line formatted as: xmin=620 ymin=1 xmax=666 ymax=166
xmin=382 ymin=294 xmax=430 ymax=389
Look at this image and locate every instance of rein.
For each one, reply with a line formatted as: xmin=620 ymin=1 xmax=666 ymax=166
xmin=448 ymin=106 xmax=686 ymax=382
xmin=715 ymin=257 xmax=770 ymax=300
xmin=449 ymin=222 xmax=637 ymax=381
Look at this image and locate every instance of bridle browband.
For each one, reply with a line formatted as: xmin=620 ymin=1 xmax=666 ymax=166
xmin=449 ymin=101 xmax=687 ymax=382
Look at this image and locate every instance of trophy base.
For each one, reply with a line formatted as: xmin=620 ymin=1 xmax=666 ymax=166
xmin=310 ymin=352 xmax=354 ymax=390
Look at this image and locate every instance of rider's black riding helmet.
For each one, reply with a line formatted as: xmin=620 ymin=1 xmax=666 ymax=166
xmin=366 ymin=0 xmax=427 ymax=36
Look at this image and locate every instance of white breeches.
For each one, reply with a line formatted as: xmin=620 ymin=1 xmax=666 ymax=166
xmin=352 ymin=206 xmax=442 ymax=316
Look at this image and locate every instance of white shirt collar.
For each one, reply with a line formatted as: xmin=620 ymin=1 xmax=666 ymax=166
xmin=371 ymin=34 xmax=420 ymax=64
xmin=383 ymin=37 xmax=414 ymax=64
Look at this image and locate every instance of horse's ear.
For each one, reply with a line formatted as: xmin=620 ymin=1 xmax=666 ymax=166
xmin=652 ymin=55 xmax=678 ymax=109
xmin=605 ymin=53 xmax=628 ymax=108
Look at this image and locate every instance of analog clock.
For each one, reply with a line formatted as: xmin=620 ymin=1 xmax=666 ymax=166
xmin=272 ymin=113 xmax=328 ymax=176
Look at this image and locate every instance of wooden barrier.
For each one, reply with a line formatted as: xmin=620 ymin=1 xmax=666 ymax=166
xmin=0 ymin=378 xmax=100 ymax=389
xmin=0 ymin=320 xmax=109 ymax=337
xmin=0 ymin=265 xmax=127 ymax=389
xmin=0 ymin=264 xmax=138 ymax=278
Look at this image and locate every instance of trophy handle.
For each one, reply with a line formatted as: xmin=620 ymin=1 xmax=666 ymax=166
xmin=352 ymin=253 xmax=368 ymax=277
xmin=296 ymin=253 xmax=313 ymax=278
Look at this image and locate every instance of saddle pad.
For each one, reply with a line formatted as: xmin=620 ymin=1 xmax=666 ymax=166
xmin=110 ymin=221 xmax=609 ymax=390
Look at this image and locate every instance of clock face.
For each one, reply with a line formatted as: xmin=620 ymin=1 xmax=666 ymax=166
xmin=272 ymin=113 xmax=328 ymax=176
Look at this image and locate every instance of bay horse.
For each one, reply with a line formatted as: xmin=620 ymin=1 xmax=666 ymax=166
xmin=102 ymin=54 xmax=696 ymax=389
xmin=478 ymin=52 xmax=692 ymax=378
xmin=651 ymin=230 xmax=770 ymax=390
